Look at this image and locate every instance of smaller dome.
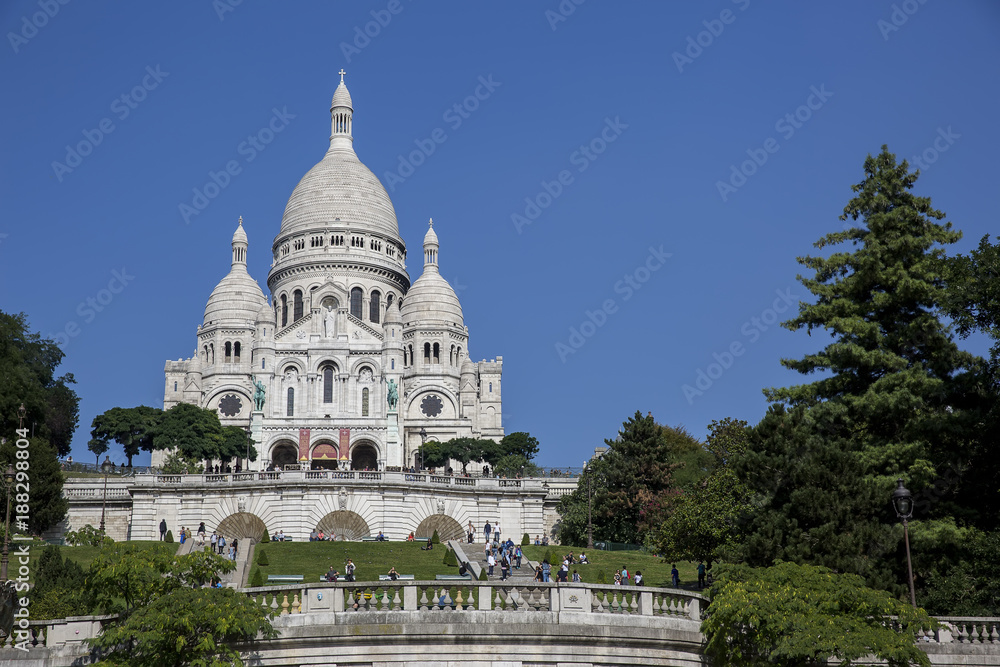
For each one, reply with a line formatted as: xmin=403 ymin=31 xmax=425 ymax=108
xmin=232 ymin=216 xmax=248 ymax=244
xmin=461 ymin=358 xmax=475 ymax=375
xmin=257 ymin=298 xmax=276 ymax=324
xmin=204 ymin=269 xmax=266 ymax=326
xmin=423 ymin=219 xmax=439 ymax=247
xmin=400 ymin=272 xmax=463 ymax=328
xmin=332 ymin=81 xmax=353 ymax=109
xmin=383 ymin=297 xmax=402 ymax=325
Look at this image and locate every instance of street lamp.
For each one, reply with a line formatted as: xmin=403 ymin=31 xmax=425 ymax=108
xmin=99 ymin=456 xmax=112 ymax=534
xmin=1 ymin=465 xmax=15 ymax=581
xmin=418 ymin=428 xmax=427 ymax=471
xmin=891 ymin=478 xmax=917 ymax=607
xmin=584 ymin=460 xmax=594 ymax=550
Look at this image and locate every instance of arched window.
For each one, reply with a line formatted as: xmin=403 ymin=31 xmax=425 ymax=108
xmin=391 ymin=359 xmax=395 ymax=370
xmin=350 ymin=287 xmax=363 ymax=319
xmin=262 ymin=358 xmax=266 ymax=370
xmin=280 ymin=294 xmax=288 ymax=327
xmin=369 ymin=290 xmax=381 ymax=324
xmin=209 ymin=343 xmax=215 ymax=364
xmin=323 ymin=366 xmax=334 ymax=404
xmin=386 ymin=293 xmax=394 ymax=308
xmin=489 ymin=382 xmax=493 ymax=392
xmin=362 ymin=388 xmax=369 ymax=416
xmin=423 ymin=343 xmax=430 ymax=362
xmin=293 ymin=290 xmax=303 ymax=321
xmin=224 ymin=342 xmax=232 ymax=363
xmin=433 ymin=342 xmax=440 ymax=364
xmin=173 ymin=381 xmax=178 ymax=392
xmin=403 ymin=347 xmax=408 ymax=367
xmin=287 ymin=387 xmax=294 ymax=417
xmin=234 ymin=341 xmax=241 ymax=363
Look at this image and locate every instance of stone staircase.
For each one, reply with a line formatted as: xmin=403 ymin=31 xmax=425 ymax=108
xmin=176 ymin=537 xmax=252 ymax=587
xmin=458 ymin=540 xmax=536 ymax=583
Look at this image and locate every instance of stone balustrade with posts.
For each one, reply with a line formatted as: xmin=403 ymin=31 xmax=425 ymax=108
xmin=3 ymin=583 xmax=998 ymax=667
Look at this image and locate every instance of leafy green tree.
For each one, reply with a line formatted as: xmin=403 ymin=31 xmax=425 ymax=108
xmin=439 ymin=437 xmax=498 ymax=474
xmin=160 ymin=450 xmax=204 ymax=474
xmin=557 ymin=411 xmax=689 ymax=546
xmin=65 ymin=523 xmax=113 ymax=546
xmin=703 ymin=561 xmax=936 ymax=667
xmin=90 ymin=405 xmax=162 ymax=467
xmin=491 ymin=453 xmax=541 ymax=478
xmin=417 ymin=439 xmax=448 ymax=469
xmin=31 ymin=545 xmax=94 ymax=620
xmin=911 ymin=523 xmax=1000 ymax=616
xmin=87 ymin=437 xmax=109 ymax=467
xmin=0 ymin=311 xmax=80 ymax=458
xmin=653 ymin=418 xmax=752 ymax=566
xmin=220 ymin=425 xmax=255 ymax=464
xmin=943 ymin=234 xmax=1000 ymax=361
xmin=88 ymin=586 xmax=277 ymax=667
xmin=496 ymin=431 xmax=540 ymax=461
xmin=152 ymin=403 xmax=223 ymax=462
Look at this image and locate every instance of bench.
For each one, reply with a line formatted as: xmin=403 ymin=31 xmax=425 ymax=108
xmin=413 ymin=537 xmax=429 ymax=543
xmin=267 ymin=574 xmax=304 ymax=583
xmin=435 ymin=573 xmax=473 ymax=580
xmin=378 ymin=574 xmax=415 ymax=581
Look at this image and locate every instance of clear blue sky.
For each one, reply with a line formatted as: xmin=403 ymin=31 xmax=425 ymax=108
xmin=2 ymin=1 xmax=997 ymax=467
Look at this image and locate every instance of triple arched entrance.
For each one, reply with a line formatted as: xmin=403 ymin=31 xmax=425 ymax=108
xmin=268 ymin=439 xmax=380 ymax=470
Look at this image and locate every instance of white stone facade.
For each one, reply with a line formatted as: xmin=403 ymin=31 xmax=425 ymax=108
xmin=157 ymin=74 xmax=502 ymax=472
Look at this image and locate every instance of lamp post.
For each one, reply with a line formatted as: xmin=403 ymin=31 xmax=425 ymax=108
xmin=584 ymin=460 xmax=594 ymax=549
xmin=99 ymin=456 xmax=112 ymax=534
xmin=418 ymin=428 xmax=427 ymax=471
xmin=891 ymin=478 xmax=917 ymax=607
xmin=1 ymin=464 xmax=15 ymax=581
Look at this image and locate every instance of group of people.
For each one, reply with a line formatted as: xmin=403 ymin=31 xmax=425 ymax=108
xmin=158 ymin=519 xmax=241 ymax=562
xmin=324 ymin=559 xmax=357 ymax=583
xmin=484 ymin=536 xmax=522 ymax=581
xmin=308 ymin=530 xmax=339 ymax=541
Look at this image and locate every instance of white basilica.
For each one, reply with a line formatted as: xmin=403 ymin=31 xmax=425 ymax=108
xmin=156 ymin=74 xmax=503 ymax=472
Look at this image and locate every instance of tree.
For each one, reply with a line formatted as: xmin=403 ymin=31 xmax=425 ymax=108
xmin=152 ymin=403 xmax=223 ymax=462
xmin=219 ymin=425 xmax=255 ymax=464
xmin=557 ymin=411 xmax=689 ymax=546
xmin=88 ymin=586 xmax=277 ymax=667
xmin=702 ymin=561 xmax=936 ymax=667
xmin=492 ymin=453 xmax=541 ymax=478
xmin=160 ymin=450 xmax=204 ymax=474
xmin=943 ymin=234 xmax=1000 ymax=361
xmin=496 ymin=432 xmax=539 ymax=461
xmin=91 ymin=405 xmax=162 ymax=467
xmin=30 ymin=545 xmax=93 ymax=620
xmin=418 ymin=440 xmax=448 ymax=469
xmin=653 ymin=418 xmax=753 ymax=566
xmin=0 ymin=311 xmax=80 ymax=458
xmin=87 ymin=437 xmax=109 ymax=467
xmin=439 ymin=437 xmax=498 ymax=474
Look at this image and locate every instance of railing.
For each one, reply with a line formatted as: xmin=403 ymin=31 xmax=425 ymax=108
xmin=920 ymin=618 xmax=1000 ymax=644
xmin=241 ymin=581 xmax=703 ymax=618
xmin=61 ymin=486 xmax=131 ymax=499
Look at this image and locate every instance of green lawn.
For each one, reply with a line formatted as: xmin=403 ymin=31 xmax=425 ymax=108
xmin=26 ymin=540 xmax=176 ymax=573
xmin=249 ymin=540 xmax=465 ymax=584
xmin=520 ymin=545 xmax=706 ymax=590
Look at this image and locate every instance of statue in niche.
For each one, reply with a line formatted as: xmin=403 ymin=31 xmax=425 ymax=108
xmin=324 ymin=306 xmax=336 ymax=338
xmin=360 ymin=368 xmax=373 ymax=383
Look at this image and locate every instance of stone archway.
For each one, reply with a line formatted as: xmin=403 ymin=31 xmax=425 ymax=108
xmin=316 ymin=510 xmax=371 ymax=541
xmin=415 ymin=515 xmax=464 ymax=542
xmin=217 ymin=512 xmax=267 ymax=541
xmin=351 ymin=442 xmax=377 ymax=470
xmin=271 ymin=441 xmax=297 ymax=468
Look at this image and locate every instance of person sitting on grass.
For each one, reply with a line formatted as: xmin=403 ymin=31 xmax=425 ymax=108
xmin=421 ymin=540 xmax=433 ymax=550
xmin=578 ymin=552 xmax=589 ymax=564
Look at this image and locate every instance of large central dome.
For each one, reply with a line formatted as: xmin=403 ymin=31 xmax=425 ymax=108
xmin=276 ymin=75 xmax=400 ymax=241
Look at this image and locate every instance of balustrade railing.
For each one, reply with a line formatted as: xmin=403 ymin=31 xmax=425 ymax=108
xmin=920 ymin=618 xmax=1000 ymax=644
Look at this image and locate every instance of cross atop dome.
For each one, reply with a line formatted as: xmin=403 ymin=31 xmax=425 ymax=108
xmin=339 ymin=69 xmax=346 ymax=83
xmin=330 ymin=70 xmax=354 ymax=147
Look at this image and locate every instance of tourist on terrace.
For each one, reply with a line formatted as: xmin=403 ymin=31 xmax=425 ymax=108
xmin=387 ymin=566 xmax=399 ymax=581
xmin=541 ymin=559 xmax=551 ymax=582
xmin=217 ymin=534 xmax=226 ymax=555
xmin=572 ymin=570 xmax=582 ymax=583
xmin=406 ymin=532 xmax=414 ymax=541
xmin=310 ymin=530 xmax=319 ymax=541
xmin=671 ymin=564 xmax=680 ymax=588
xmin=318 ymin=530 xmax=325 ymax=540
xmin=579 ymin=553 xmax=589 ymax=564
xmin=634 ymin=570 xmax=644 ymax=586
xmin=500 ymin=554 xmax=510 ymax=581
xmin=197 ymin=522 xmax=206 ymax=546
xmin=487 ymin=552 xmax=496 ymax=576
xmin=277 ymin=529 xmax=285 ymax=541
xmin=210 ymin=532 xmax=218 ymax=552
xmin=345 ymin=559 xmax=356 ymax=582
xmin=326 ymin=567 xmax=338 ymax=582
xmin=376 ymin=531 xmax=386 ymax=541
xmin=533 ymin=564 xmax=543 ymax=582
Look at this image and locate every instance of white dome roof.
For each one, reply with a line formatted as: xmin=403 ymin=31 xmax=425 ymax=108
xmin=204 ymin=267 xmax=265 ymax=326
xmin=279 ymin=147 xmax=400 ymax=240
xmin=401 ymin=272 xmax=464 ymax=328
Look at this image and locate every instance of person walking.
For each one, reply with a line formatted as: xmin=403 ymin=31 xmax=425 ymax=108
xmin=467 ymin=521 xmax=475 ymax=544
xmin=345 ymin=559 xmax=356 ymax=582
xmin=210 ymin=531 xmax=218 ymax=553
xmin=541 ymin=559 xmax=551 ymax=582
xmin=671 ymin=564 xmax=680 ymax=588
xmin=159 ymin=519 xmax=167 ymax=541
xmin=697 ymin=561 xmax=706 ymax=588
xmin=217 ymin=534 xmax=226 ymax=556
xmin=500 ymin=554 xmax=510 ymax=581
xmin=197 ymin=522 xmax=206 ymax=546
xmin=484 ymin=521 xmax=492 ymax=544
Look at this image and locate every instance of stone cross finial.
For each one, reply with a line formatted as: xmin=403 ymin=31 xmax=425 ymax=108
xmin=339 ymin=69 xmax=346 ymax=83
xmin=428 ymin=217 xmax=433 ymax=228
xmin=238 ymin=215 xmax=243 ymax=226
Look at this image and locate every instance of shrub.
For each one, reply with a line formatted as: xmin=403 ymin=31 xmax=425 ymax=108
xmin=165 ymin=530 xmax=174 ymax=543
xmin=431 ymin=529 xmax=440 ymax=545
xmin=543 ymin=548 xmax=554 ymax=565
xmin=260 ymin=530 xmax=270 ymax=543
xmin=443 ymin=548 xmax=457 ymax=567
xmin=257 ymin=549 xmax=269 ymax=566
xmin=249 ymin=568 xmax=264 ymax=588
xmin=595 ymin=569 xmax=607 ymax=584
xmin=521 ymin=533 xmax=530 ymax=546
xmin=478 ymin=567 xmax=488 ymax=581
xmin=65 ymin=524 xmax=112 ymax=547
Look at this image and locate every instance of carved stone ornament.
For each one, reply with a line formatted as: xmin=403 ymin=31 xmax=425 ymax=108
xmin=338 ymin=487 xmax=348 ymax=511
xmin=237 ymin=496 xmax=247 ymax=513
xmin=436 ymin=499 xmax=445 ymax=515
